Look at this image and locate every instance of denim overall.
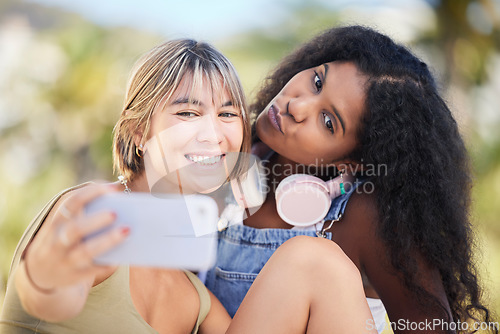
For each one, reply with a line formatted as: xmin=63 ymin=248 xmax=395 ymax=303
xmin=205 ymin=181 xmax=361 ymax=317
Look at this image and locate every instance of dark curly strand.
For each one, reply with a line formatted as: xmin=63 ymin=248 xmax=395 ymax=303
xmin=250 ymin=25 xmax=496 ymax=333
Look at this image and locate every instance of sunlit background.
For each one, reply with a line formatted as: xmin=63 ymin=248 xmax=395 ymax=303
xmin=1 ymin=0 xmax=499 ymax=327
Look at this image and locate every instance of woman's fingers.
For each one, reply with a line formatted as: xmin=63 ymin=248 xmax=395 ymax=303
xmin=51 ymin=183 xmax=121 ymax=250
xmin=54 ymin=184 xmax=119 ymax=226
xmin=42 ymin=218 xmax=129 ymax=285
xmin=58 ymin=204 xmax=72 ymax=220
xmin=56 ymin=211 xmax=117 ymax=249
xmin=57 ymin=209 xmax=130 ymax=270
xmin=22 ymin=183 xmax=126 ymax=290
xmin=70 ymin=225 xmax=130 ymax=267
xmin=56 ymin=224 xmax=73 ymax=248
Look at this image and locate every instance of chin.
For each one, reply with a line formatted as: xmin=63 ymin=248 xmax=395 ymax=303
xmin=255 ymin=120 xmax=270 ymax=143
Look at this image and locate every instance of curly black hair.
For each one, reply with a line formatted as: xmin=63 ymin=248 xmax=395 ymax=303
xmin=250 ymin=25 xmax=496 ymax=333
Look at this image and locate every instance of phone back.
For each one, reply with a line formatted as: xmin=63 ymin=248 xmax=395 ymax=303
xmin=85 ymin=193 xmax=218 ymax=271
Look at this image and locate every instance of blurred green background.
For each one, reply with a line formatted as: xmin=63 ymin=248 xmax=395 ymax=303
xmin=0 ymin=0 xmax=499 ymax=325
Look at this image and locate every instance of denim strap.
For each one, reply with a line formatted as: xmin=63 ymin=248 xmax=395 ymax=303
xmin=324 ymin=179 xmax=364 ymax=221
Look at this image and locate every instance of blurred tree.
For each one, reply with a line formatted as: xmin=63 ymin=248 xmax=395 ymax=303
xmin=220 ymin=1 xmax=343 ymax=99
xmin=433 ymin=0 xmax=499 ymax=85
xmin=0 ymin=1 xmax=162 ymax=299
xmin=422 ymin=0 xmax=500 ymax=314
xmin=418 ymin=0 xmax=500 ymax=170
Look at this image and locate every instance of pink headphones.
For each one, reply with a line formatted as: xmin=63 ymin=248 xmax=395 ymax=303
xmin=229 ymin=143 xmax=355 ymax=227
xmin=274 ymin=173 xmax=353 ymax=227
xmin=231 ymin=155 xmax=354 ymax=227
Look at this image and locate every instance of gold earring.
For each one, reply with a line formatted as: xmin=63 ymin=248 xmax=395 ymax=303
xmin=136 ymin=144 xmax=143 ymax=158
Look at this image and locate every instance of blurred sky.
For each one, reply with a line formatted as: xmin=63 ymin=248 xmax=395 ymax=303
xmin=24 ymin=0 xmax=435 ymax=42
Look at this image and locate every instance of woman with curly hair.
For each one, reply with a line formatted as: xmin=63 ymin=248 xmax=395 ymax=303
xmin=206 ymin=25 xmax=497 ymax=333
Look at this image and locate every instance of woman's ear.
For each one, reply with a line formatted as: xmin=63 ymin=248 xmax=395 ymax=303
xmin=134 ymin=134 xmax=142 ymax=147
xmin=134 ymin=129 xmax=146 ymax=154
xmin=134 ymin=132 xmax=143 ymax=148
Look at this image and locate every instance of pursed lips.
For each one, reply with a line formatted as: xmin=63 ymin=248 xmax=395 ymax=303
xmin=268 ymin=105 xmax=284 ymax=134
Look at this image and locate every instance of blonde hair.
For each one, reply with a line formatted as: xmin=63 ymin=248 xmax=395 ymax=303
xmin=113 ymin=39 xmax=250 ymax=181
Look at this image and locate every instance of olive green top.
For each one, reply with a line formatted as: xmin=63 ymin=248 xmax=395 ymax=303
xmin=0 ymin=184 xmax=211 ymax=333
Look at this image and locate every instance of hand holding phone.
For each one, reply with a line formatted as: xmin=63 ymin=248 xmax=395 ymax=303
xmin=85 ymin=193 xmax=218 ymax=271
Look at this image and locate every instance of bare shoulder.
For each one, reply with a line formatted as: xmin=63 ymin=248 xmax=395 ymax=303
xmin=332 ymin=189 xmax=380 ymax=246
xmin=328 ymin=188 xmax=386 ymax=276
xmin=343 ymin=189 xmax=379 ymax=227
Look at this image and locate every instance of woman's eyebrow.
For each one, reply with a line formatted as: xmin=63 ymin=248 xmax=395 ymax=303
xmin=169 ymin=98 xmax=234 ymax=109
xmin=170 ymin=97 xmax=203 ymax=106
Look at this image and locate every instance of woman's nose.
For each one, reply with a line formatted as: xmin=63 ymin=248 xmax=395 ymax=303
xmin=196 ymin=114 xmax=224 ymax=144
xmin=287 ymin=95 xmax=316 ymax=123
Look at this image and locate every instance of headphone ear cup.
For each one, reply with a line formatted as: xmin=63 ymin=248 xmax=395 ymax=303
xmin=275 ymin=174 xmax=331 ymax=226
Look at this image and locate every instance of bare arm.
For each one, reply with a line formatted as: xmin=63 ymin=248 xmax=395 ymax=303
xmin=198 ymin=290 xmax=231 ymax=334
xmin=15 ymin=184 xmax=128 ymax=322
xmin=15 ymin=259 xmax=94 ymax=321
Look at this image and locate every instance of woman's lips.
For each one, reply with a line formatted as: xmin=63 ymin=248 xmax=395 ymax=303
xmin=184 ymin=153 xmax=225 ymax=169
xmin=267 ymin=105 xmax=283 ymax=134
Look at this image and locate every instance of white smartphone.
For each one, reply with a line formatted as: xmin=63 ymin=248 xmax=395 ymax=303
xmin=85 ymin=192 xmax=219 ymax=271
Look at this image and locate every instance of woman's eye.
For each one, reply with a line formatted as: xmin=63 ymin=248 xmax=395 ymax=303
xmin=323 ymin=113 xmax=334 ymax=134
xmin=219 ymin=112 xmax=239 ymax=118
xmin=314 ymin=72 xmax=323 ymax=91
xmin=176 ymin=111 xmax=197 ymax=117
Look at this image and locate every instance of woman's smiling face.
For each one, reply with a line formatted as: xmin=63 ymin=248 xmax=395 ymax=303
xmin=255 ymin=61 xmax=367 ymax=166
xmin=143 ymin=74 xmax=244 ymax=193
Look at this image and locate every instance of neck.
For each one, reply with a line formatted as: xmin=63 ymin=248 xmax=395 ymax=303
xmin=126 ymin=172 xmax=153 ymax=193
xmin=126 ymin=172 xmax=188 ymax=196
xmin=263 ymin=155 xmax=303 ymax=195
xmin=270 ymin=154 xmax=298 ymax=183
xmin=123 ymin=172 xmax=228 ymax=216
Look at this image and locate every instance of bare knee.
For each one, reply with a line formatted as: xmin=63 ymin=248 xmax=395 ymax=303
xmin=277 ymin=235 xmax=348 ymax=262
xmin=275 ymin=236 xmax=361 ymax=283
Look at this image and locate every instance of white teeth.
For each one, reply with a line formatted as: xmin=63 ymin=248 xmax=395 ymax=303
xmin=185 ymin=154 xmax=223 ymax=165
